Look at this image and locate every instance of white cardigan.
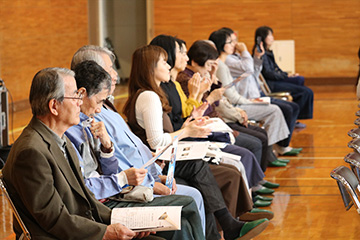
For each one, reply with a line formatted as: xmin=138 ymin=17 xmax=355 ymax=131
xmin=135 ymin=90 xmax=172 ymax=150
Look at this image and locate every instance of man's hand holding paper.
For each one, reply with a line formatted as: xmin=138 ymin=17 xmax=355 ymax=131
xmin=123 ymin=168 xmax=148 ymax=186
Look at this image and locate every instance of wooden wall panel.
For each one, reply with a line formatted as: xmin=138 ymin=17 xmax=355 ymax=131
xmin=153 ymin=0 xmax=360 ymax=79
xmin=0 ymin=0 xmax=89 ymax=103
xmin=153 ymin=1 xmax=193 ymax=43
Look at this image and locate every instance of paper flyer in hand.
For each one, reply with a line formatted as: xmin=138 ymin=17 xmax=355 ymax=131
xmin=157 ymin=141 xmax=209 ymax=161
xmin=223 ymin=72 xmax=251 ymax=89
xmin=205 ymin=118 xmax=233 ymax=133
xmin=111 ymin=206 xmax=182 ymax=232
xmin=141 ymin=134 xmax=182 ymax=169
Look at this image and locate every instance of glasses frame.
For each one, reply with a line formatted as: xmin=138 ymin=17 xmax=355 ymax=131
xmin=63 ymin=89 xmax=85 ymax=101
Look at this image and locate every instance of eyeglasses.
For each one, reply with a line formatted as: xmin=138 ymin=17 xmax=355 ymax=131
xmin=63 ymin=89 xmax=84 ymax=101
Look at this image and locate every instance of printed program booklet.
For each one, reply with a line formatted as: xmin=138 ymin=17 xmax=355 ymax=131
xmin=111 ymin=206 xmax=182 ymax=232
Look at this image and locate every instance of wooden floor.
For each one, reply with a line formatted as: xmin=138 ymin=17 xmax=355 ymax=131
xmin=1 ymin=84 xmax=360 ymax=239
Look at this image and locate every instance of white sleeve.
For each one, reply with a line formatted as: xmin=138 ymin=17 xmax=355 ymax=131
xmin=116 ymin=171 xmax=128 ymax=188
xmin=135 ymin=91 xmax=172 ymax=150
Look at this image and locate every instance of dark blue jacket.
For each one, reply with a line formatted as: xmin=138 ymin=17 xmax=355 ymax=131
xmin=261 ymin=50 xmax=288 ymax=81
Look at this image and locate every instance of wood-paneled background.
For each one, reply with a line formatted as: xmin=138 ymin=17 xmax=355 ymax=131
xmin=0 ymin=0 xmax=88 ymax=106
xmin=0 ymin=0 xmax=359 ymax=108
xmin=153 ymin=0 xmax=360 ymax=80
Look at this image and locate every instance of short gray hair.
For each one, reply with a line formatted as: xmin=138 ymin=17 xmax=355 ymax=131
xmin=71 ymin=45 xmax=115 ymax=70
xmin=29 ymin=68 xmax=74 ymax=117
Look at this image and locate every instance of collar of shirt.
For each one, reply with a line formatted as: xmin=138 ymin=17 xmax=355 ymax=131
xmin=38 ymin=120 xmax=67 ymax=156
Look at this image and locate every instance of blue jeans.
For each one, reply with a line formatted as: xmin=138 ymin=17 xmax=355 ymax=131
xmin=283 ymin=75 xmax=305 ymax=86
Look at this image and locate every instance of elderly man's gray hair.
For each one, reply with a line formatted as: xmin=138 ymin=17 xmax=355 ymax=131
xmin=71 ymin=45 xmax=115 ymax=70
xmin=29 ymin=68 xmax=74 ymax=117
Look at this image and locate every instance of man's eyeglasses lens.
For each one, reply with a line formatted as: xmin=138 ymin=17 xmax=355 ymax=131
xmin=63 ymin=90 xmax=84 ymax=101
